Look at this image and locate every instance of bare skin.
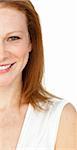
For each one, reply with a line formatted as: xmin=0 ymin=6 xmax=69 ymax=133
xmin=0 ymin=104 xmax=28 ymax=150
xmin=55 ymin=104 xmax=76 ymax=150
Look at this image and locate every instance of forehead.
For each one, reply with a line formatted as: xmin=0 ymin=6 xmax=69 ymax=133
xmin=0 ymin=7 xmax=28 ymax=31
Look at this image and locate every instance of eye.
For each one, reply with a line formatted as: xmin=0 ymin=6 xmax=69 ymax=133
xmin=7 ymin=36 xmax=21 ymax=41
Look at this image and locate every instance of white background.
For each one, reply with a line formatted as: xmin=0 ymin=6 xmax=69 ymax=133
xmin=31 ymin=0 xmax=77 ymax=108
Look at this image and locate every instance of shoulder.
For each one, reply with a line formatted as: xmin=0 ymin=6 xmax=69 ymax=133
xmin=55 ymin=103 xmax=77 ymax=150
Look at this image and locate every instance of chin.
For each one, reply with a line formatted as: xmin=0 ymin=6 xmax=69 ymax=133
xmin=0 ymin=74 xmax=21 ymax=87
xmin=0 ymin=78 xmax=14 ymax=87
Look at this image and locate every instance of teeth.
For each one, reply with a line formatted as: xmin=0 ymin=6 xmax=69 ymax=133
xmin=0 ymin=64 xmax=11 ymax=70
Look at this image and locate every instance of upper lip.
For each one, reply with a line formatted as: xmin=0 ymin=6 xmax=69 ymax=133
xmin=0 ymin=62 xmax=16 ymax=66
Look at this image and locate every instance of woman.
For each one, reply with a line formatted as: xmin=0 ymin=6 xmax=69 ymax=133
xmin=0 ymin=0 xmax=76 ymax=149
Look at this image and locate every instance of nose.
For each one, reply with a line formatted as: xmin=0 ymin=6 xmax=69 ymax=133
xmin=0 ymin=40 xmax=6 ymax=61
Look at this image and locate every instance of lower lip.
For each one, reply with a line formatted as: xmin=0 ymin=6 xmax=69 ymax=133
xmin=0 ymin=63 xmax=16 ymax=74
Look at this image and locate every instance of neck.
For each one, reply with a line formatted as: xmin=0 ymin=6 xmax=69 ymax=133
xmin=0 ymin=79 xmax=22 ymax=111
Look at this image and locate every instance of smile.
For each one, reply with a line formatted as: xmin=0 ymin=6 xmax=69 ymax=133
xmin=0 ymin=64 xmax=12 ymax=70
xmin=0 ymin=62 xmax=16 ymax=73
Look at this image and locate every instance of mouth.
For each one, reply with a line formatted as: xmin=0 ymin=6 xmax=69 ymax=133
xmin=0 ymin=62 xmax=16 ymax=73
xmin=0 ymin=62 xmax=16 ymax=67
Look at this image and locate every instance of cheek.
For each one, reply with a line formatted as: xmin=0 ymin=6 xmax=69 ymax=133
xmin=19 ymin=52 xmax=29 ymax=72
xmin=14 ymin=44 xmax=30 ymax=69
xmin=9 ymin=44 xmax=30 ymax=58
xmin=14 ymin=45 xmax=30 ymax=68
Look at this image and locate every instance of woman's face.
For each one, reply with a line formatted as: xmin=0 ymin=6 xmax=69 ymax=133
xmin=0 ymin=7 xmax=32 ymax=86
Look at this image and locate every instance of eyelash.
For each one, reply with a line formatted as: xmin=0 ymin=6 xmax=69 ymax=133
xmin=7 ymin=36 xmax=21 ymax=41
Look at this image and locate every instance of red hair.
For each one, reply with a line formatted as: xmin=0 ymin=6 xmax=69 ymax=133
xmin=0 ymin=0 xmax=59 ymax=110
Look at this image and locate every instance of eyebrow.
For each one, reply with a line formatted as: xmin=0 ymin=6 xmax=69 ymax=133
xmin=6 ymin=31 xmax=24 ymax=35
xmin=0 ymin=30 xmax=26 ymax=38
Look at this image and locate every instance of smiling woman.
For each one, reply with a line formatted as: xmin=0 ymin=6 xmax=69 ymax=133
xmin=0 ymin=0 xmax=76 ymax=150
xmin=0 ymin=6 xmax=31 ymax=87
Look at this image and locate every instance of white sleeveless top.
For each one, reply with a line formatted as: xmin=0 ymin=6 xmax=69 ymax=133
xmin=16 ymin=99 xmax=72 ymax=150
